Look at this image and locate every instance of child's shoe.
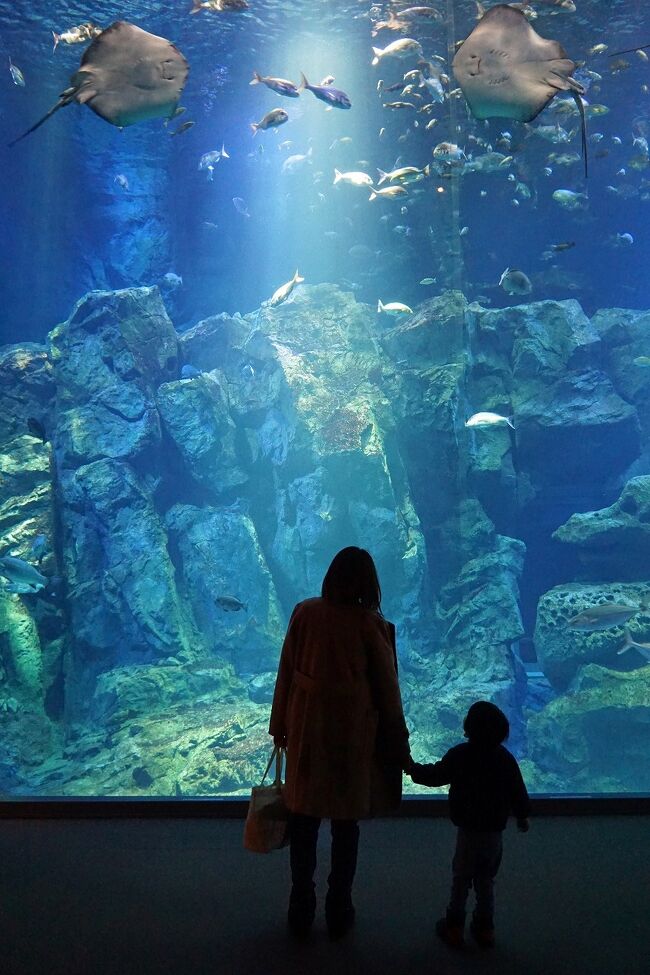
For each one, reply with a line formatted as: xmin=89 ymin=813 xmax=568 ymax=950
xmin=435 ymin=912 xmax=465 ymax=948
xmin=470 ymin=917 xmax=495 ymax=948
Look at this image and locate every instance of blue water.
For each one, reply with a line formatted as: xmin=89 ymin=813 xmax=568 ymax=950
xmin=0 ymin=0 xmax=649 ymax=798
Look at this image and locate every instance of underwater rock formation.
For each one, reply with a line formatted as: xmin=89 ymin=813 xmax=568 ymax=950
xmin=553 ymin=476 xmax=650 ymax=580
xmin=534 ymin=582 xmax=649 ymax=691
xmin=1 ymin=284 xmax=649 ymax=795
xmin=526 ymin=664 xmax=650 ymax=793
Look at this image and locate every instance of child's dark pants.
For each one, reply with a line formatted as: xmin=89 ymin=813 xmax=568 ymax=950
xmin=447 ymin=827 xmax=503 ymax=927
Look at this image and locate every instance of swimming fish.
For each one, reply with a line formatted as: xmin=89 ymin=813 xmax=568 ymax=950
xmin=617 ymin=628 xmax=650 ymax=662
xmin=377 ymin=165 xmax=429 ymax=185
xmin=233 ymin=197 xmax=250 ymax=217
xmin=170 ymin=120 xmax=195 ymax=136
xmin=299 ymin=73 xmax=351 ymax=109
xmin=251 ymin=108 xmax=288 ymax=134
xmin=372 ymin=39 xmax=423 ymax=67
xmin=552 ymin=188 xmax=588 ymax=209
xmin=465 ymin=412 xmax=514 ymax=429
xmin=214 ymin=595 xmax=248 ymax=611
xmin=333 ymin=169 xmax=374 ymax=187
xmin=377 ymin=299 xmax=413 ymax=315
xmin=0 ymin=555 xmax=48 ymax=593
xmin=190 ymin=0 xmax=248 ymax=12
xmin=567 ymin=603 xmax=642 ymax=632
xmin=52 ymin=23 xmax=102 ymax=51
xmin=369 ymin=185 xmax=408 ymax=200
xmin=249 ymin=71 xmax=299 ymax=98
xmin=270 ymin=269 xmax=304 ymax=306
xmin=8 ymin=57 xmax=25 ymax=87
xmin=29 ymin=535 xmax=48 ymax=564
xmin=499 ymin=267 xmax=532 ymax=295
xmin=198 ymin=144 xmax=229 ymax=179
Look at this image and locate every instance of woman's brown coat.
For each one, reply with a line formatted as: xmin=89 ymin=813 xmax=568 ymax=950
xmin=269 ymin=597 xmax=410 ymax=820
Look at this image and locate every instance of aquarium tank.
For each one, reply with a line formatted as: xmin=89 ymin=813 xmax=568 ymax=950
xmin=0 ymin=0 xmax=649 ymax=800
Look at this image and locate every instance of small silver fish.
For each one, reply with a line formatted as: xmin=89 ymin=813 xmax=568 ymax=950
xmin=9 ymin=57 xmax=25 ymax=87
xmin=465 ymin=412 xmax=514 ymax=430
xmin=567 ymin=604 xmax=641 ymax=632
xmin=214 ymin=594 xmax=248 ymax=612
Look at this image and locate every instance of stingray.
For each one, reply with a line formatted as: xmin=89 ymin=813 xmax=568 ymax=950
xmin=452 ymin=4 xmax=587 ymax=176
xmin=8 ymin=21 xmax=189 ymax=147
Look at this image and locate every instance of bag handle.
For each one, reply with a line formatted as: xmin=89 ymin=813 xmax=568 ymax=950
xmin=261 ymin=746 xmax=285 ymax=786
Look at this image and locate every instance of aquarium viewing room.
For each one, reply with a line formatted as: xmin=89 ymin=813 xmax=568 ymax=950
xmin=0 ymin=0 xmax=647 ymax=972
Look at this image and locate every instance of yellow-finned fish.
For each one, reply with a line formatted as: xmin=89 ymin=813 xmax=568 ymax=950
xmin=369 ymin=185 xmax=408 ymax=200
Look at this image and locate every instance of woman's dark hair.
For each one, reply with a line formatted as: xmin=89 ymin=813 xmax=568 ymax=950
xmin=321 ymin=547 xmax=382 ymax=612
xmin=463 ymin=701 xmax=509 ymax=746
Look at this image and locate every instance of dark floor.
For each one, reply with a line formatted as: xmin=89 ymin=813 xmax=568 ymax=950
xmin=0 ymin=814 xmax=647 ymax=975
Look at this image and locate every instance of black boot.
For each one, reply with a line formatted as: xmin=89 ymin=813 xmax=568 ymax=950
xmin=325 ymin=888 xmax=355 ymax=939
xmin=326 ymin=819 xmax=359 ymax=939
xmin=287 ymin=814 xmax=320 ymax=938
xmin=288 ymin=884 xmax=316 ymax=938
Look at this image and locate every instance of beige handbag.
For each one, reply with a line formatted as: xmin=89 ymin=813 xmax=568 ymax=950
xmin=243 ymin=746 xmax=290 ymax=854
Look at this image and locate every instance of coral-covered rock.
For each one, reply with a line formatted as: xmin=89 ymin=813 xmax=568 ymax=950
xmin=534 ymin=582 xmax=650 ymax=690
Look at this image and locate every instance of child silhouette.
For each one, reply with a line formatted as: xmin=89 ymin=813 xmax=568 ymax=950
xmin=408 ymin=701 xmax=530 ymax=949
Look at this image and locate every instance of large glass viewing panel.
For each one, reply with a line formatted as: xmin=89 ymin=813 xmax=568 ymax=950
xmin=0 ymin=0 xmax=649 ymax=799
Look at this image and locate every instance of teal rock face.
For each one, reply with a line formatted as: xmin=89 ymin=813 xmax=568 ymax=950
xmin=157 ymin=375 xmax=248 ymax=494
xmin=0 ymin=344 xmax=54 ymax=448
xmin=165 ymin=503 xmax=284 ymax=676
xmin=526 ymin=664 xmax=650 ymax=792
xmin=470 ymin=300 xmax=639 ymax=508
xmin=60 ymin=460 xmax=190 ymax=701
xmin=49 ymin=288 xmax=178 ymax=465
xmin=553 ymin=477 xmax=650 ymax=580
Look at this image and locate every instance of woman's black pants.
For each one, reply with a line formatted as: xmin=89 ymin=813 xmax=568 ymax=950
xmin=289 ymin=812 xmax=360 ymax=905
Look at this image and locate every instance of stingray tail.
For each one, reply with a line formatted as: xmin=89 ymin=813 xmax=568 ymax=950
xmin=571 ymin=88 xmax=588 ymax=180
xmin=7 ymin=95 xmax=70 ymax=148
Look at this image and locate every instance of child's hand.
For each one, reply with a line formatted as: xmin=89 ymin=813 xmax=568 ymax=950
xmin=402 ymin=753 xmax=414 ymax=774
xmin=517 ymin=818 xmax=529 ymax=833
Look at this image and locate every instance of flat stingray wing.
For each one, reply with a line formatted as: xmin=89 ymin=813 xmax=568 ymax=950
xmin=453 ymin=4 xmax=574 ymax=122
xmin=73 ymin=21 xmax=189 ymax=127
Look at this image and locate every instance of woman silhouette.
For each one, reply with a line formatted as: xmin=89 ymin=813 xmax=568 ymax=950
xmin=269 ymin=547 xmax=410 ymax=938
